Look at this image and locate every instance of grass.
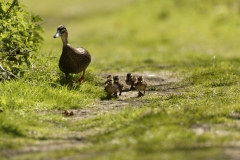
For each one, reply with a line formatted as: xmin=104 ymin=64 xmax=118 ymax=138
xmin=1 ymin=0 xmax=240 ymax=159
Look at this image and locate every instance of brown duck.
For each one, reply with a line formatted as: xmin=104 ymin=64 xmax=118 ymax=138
xmin=113 ymin=76 xmax=124 ymax=96
xmin=125 ymin=73 xmax=136 ymax=90
xmin=135 ymin=76 xmax=147 ymax=97
xmin=105 ymin=79 xmax=119 ymax=97
xmin=53 ymin=25 xmax=91 ymax=83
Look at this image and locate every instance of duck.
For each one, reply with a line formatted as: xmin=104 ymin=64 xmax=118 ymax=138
xmin=113 ymin=76 xmax=124 ymax=96
xmin=53 ymin=25 xmax=91 ymax=83
xmin=125 ymin=73 xmax=136 ymax=90
xmin=105 ymin=79 xmax=119 ymax=97
xmin=104 ymin=75 xmax=112 ymax=85
xmin=135 ymin=76 xmax=147 ymax=97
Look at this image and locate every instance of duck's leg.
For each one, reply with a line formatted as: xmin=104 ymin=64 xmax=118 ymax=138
xmin=114 ymin=92 xmax=118 ymax=97
xmin=130 ymin=85 xmax=134 ymax=91
xmin=138 ymin=91 xmax=141 ymax=97
xmin=65 ymin=73 xmax=71 ymax=84
xmin=78 ymin=69 xmax=85 ymax=83
xmin=119 ymin=89 xmax=122 ymax=96
xmin=138 ymin=91 xmax=143 ymax=97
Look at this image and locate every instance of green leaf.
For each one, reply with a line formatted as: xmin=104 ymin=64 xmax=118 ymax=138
xmin=0 ymin=4 xmax=7 ymax=13
xmin=31 ymin=14 xmax=43 ymax=22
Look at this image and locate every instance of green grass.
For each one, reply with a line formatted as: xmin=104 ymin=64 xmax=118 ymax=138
xmin=1 ymin=0 xmax=240 ymax=159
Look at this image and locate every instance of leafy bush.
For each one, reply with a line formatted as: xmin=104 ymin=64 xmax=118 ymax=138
xmin=0 ymin=0 xmax=43 ymax=80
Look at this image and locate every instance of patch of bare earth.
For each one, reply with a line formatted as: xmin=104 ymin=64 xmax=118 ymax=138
xmin=2 ymin=71 xmax=184 ymax=159
xmin=59 ymin=71 xmax=184 ymax=121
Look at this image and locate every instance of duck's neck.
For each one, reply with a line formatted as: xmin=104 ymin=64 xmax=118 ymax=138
xmin=60 ymin=32 xmax=69 ymax=45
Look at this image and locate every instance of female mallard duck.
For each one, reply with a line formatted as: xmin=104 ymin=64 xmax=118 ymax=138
xmin=135 ymin=76 xmax=147 ymax=97
xmin=53 ymin=25 xmax=91 ymax=83
xmin=113 ymin=76 xmax=123 ymax=96
xmin=105 ymin=79 xmax=119 ymax=97
xmin=125 ymin=73 xmax=136 ymax=90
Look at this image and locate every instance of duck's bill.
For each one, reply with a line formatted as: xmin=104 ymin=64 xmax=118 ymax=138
xmin=53 ymin=32 xmax=61 ymax=38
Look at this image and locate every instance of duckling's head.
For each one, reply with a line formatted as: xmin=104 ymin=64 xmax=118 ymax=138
xmin=53 ymin=25 xmax=67 ymax=38
xmin=113 ymin=76 xmax=119 ymax=82
xmin=108 ymin=79 xmax=114 ymax=84
xmin=107 ymin=75 xmax=112 ymax=80
xmin=126 ymin=73 xmax=132 ymax=79
xmin=137 ymin=76 xmax=143 ymax=82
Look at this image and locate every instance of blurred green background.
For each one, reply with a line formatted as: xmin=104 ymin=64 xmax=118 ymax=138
xmin=20 ymin=0 xmax=240 ymax=72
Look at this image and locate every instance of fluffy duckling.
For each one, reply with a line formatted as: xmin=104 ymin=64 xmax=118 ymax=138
xmin=105 ymin=79 xmax=119 ymax=97
xmin=53 ymin=25 xmax=91 ymax=83
xmin=125 ymin=73 xmax=136 ymax=90
xmin=135 ymin=76 xmax=147 ymax=97
xmin=104 ymin=75 xmax=112 ymax=85
xmin=113 ymin=76 xmax=124 ymax=96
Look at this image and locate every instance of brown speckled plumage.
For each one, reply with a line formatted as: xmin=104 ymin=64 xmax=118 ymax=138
xmin=113 ymin=76 xmax=123 ymax=96
xmin=125 ymin=73 xmax=136 ymax=90
xmin=135 ymin=76 xmax=147 ymax=97
xmin=53 ymin=25 xmax=91 ymax=83
xmin=105 ymin=79 xmax=119 ymax=97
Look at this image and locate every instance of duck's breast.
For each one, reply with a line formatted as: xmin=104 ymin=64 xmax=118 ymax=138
xmin=59 ymin=46 xmax=91 ymax=74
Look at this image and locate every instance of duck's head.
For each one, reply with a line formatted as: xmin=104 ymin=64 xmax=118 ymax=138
xmin=53 ymin=25 xmax=67 ymax=38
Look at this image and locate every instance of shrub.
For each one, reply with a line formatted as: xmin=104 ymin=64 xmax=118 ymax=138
xmin=0 ymin=0 xmax=43 ymax=80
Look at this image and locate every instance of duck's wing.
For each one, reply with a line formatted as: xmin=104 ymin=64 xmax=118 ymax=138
xmin=76 ymin=47 xmax=89 ymax=54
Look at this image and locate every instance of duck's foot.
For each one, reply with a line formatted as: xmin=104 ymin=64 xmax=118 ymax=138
xmin=114 ymin=92 xmax=119 ymax=98
xmin=78 ymin=76 xmax=85 ymax=83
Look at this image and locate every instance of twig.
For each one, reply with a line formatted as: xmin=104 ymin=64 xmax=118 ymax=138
xmin=0 ymin=64 xmax=19 ymax=79
xmin=8 ymin=47 xmax=20 ymax=55
xmin=0 ymin=48 xmax=31 ymax=60
xmin=6 ymin=0 xmax=18 ymax=15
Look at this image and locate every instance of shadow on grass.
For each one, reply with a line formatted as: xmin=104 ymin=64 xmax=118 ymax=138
xmin=100 ymin=95 xmax=118 ymax=100
xmin=0 ymin=125 xmax=25 ymax=137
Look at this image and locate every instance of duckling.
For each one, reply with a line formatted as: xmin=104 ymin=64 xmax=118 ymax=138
xmin=113 ymin=76 xmax=124 ymax=96
xmin=104 ymin=75 xmax=112 ymax=85
xmin=135 ymin=76 xmax=147 ymax=97
xmin=105 ymin=79 xmax=119 ymax=97
xmin=53 ymin=25 xmax=91 ymax=83
xmin=125 ymin=73 xmax=136 ymax=90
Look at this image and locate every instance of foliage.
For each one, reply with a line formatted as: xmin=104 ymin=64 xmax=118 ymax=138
xmin=0 ymin=0 xmax=43 ymax=80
